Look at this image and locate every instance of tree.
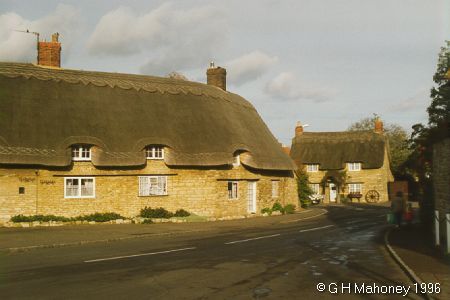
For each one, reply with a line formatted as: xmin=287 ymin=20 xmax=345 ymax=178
xmin=296 ymin=169 xmax=313 ymax=207
xmin=428 ymin=40 xmax=450 ymax=128
xmin=347 ymin=115 xmax=411 ymax=179
xmin=407 ymin=41 xmax=449 ymax=225
xmin=408 ymin=41 xmax=450 ymax=183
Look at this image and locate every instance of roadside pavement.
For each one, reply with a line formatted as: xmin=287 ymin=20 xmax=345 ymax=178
xmin=0 ymin=208 xmax=326 ymax=252
xmin=388 ymin=223 xmax=450 ymax=300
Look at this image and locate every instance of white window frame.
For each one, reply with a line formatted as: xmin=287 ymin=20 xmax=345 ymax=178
xmin=146 ymin=146 xmax=164 ymax=160
xmin=64 ymin=177 xmax=95 ymax=198
xmin=348 ymin=183 xmax=363 ymax=193
xmin=72 ymin=145 xmax=91 ymax=161
xmin=271 ymin=180 xmax=279 ymax=198
xmin=228 ymin=181 xmax=238 ymax=199
xmin=347 ymin=162 xmax=361 ymax=171
xmin=309 ymin=183 xmax=320 ymax=195
xmin=138 ymin=176 xmax=167 ymax=196
xmin=306 ymin=164 xmax=319 ymax=172
xmin=232 ymin=154 xmax=240 ymax=167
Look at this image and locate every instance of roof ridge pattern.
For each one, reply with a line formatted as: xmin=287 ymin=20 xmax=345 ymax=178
xmin=0 ymin=62 xmax=253 ymax=107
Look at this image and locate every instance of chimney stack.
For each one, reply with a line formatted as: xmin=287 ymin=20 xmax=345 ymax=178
xmin=295 ymin=121 xmax=304 ymax=136
xmin=38 ymin=32 xmax=61 ymax=68
xmin=206 ymin=62 xmax=226 ymax=91
xmin=374 ymin=118 xmax=383 ymax=133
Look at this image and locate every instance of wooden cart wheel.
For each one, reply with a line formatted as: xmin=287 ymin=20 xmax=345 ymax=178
xmin=365 ymin=190 xmax=380 ymax=203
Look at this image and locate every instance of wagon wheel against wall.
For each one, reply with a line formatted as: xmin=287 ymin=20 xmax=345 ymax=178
xmin=365 ymin=190 xmax=380 ymax=203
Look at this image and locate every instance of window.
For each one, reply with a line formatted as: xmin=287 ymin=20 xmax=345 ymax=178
xmin=228 ymin=181 xmax=238 ymax=199
xmin=271 ymin=180 xmax=279 ymax=198
xmin=146 ymin=146 xmax=164 ymax=160
xmin=19 ymin=187 xmax=25 ymax=194
xmin=306 ymin=164 xmax=319 ymax=172
xmin=138 ymin=176 xmax=167 ymax=196
xmin=347 ymin=162 xmax=361 ymax=171
xmin=72 ymin=145 xmax=91 ymax=161
xmin=309 ymin=183 xmax=320 ymax=195
xmin=348 ymin=183 xmax=362 ymax=193
xmin=64 ymin=177 xmax=95 ymax=198
xmin=232 ymin=154 xmax=240 ymax=167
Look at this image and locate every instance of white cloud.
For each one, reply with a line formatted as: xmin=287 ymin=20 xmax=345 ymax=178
xmin=265 ymin=72 xmax=336 ymax=102
xmin=388 ymin=89 xmax=429 ymax=112
xmin=87 ymin=3 xmax=228 ymax=75
xmin=226 ymin=50 xmax=278 ymax=86
xmin=0 ymin=4 xmax=80 ymax=62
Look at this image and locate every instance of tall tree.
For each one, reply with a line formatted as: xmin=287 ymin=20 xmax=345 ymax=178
xmin=409 ymin=41 xmax=450 ymax=180
xmin=347 ymin=115 xmax=411 ymax=179
xmin=428 ymin=40 xmax=450 ymax=128
xmin=406 ymin=41 xmax=449 ymax=224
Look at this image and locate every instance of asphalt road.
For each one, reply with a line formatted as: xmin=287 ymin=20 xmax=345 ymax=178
xmin=0 ymin=205 xmax=421 ymax=299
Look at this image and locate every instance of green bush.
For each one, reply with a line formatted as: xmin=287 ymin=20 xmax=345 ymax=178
xmin=75 ymin=212 xmax=125 ymax=222
xmin=283 ymin=204 xmax=296 ymax=214
xmin=10 ymin=212 xmax=125 ymax=223
xmin=11 ymin=214 xmax=71 ymax=222
xmin=272 ymin=202 xmax=284 ymax=213
xmin=261 ymin=207 xmax=272 ymax=215
xmin=174 ymin=209 xmax=190 ymax=217
xmin=142 ymin=219 xmax=153 ymax=224
xmin=140 ymin=207 xmax=174 ymax=218
xmin=301 ymin=199 xmax=312 ymax=209
xmin=340 ymin=195 xmax=350 ymax=204
xmin=297 ymin=169 xmax=313 ymax=205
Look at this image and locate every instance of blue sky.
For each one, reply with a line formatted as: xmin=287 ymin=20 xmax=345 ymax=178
xmin=1 ymin=0 xmax=448 ymax=145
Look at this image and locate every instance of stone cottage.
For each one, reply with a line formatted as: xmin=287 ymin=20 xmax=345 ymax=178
xmin=290 ymin=120 xmax=394 ymax=203
xmin=0 ymin=34 xmax=298 ymax=223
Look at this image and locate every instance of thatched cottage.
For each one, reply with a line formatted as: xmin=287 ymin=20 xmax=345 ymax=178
xmin=290 ymin=120 xmax=394 ymax=203
xmin=0 ymin=34 xmax=297 ymax=223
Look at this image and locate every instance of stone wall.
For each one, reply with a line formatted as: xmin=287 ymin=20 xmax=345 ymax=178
xmin=306 ymin=148 xmax=394 ymax=203
xmin=432 ymin=138 xmax=450 ymax=243
xmin=0 ymin=160 xmax=298 ymax=224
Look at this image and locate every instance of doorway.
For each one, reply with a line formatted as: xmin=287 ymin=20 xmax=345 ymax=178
xmin=329 ymin=183 xmax=337 ymax=202
xmin=247 ymin=181 xmax=257 ymax=213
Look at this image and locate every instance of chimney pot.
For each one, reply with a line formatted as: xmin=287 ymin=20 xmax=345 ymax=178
xmin=206 ymin=64 xmax=226 ymax=91
xmin=51 ymin=32 xmax=59 ymax=42
xmin=374 ymin=118 xmax=383 ymax=133
xmin=295 ymin=121 xmax=304 ymax=136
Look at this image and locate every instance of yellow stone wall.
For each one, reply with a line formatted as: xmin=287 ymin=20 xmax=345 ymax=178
xmin=0 ymin=160 xmax=298 ymax=223
xmin=306 ymin=148 xmax=394 ymax=203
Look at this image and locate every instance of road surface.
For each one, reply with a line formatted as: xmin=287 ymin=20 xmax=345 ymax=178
xmin=0 ymin=205 xmax=419 ymax=299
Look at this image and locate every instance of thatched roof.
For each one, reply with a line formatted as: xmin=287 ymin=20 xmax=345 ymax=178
xmin=0 ymin=62 xmax=295 ymax=170
xmin=290 ymin=131 xmax=388 ymax=170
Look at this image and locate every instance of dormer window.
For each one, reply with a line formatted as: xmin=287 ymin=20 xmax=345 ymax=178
xmin=306 ymin=164 xmax=319 ymax=172
xmin=72 ymin=145 xmax=91 ymax=161
xmin=347 ymin=162 xmax=361 ymax=171
xmin=146 ymin=146 xmax=164 ymax=160
xmin=232 ymin=154 xmax=240 ymax=167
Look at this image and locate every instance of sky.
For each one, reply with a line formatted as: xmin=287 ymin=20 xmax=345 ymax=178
xmin=0 ymin=0 xmax=448 ymax=145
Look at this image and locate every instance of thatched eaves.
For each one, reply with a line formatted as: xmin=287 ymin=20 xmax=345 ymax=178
xmin=290 ymin=131 xmax=387 ymax=170
xmin=0 ymin=62 xmax=295 ymax=171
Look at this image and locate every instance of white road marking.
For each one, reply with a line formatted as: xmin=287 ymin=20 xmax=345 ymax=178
xmin=225 ymin=234 xmax=281 ymax=245
xmin=346 ymin=219 xmax=367 ymax=224
xmin=84 ymin=247 xmax=196 ymax=263
xmin=281 ymin=209 xmax=328 ymax=223
xmin=299 ymin=224 xmax=335 ymax=233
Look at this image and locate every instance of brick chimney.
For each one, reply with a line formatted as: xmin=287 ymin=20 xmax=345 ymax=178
xmin=374 ymin=118 xmax=383 ymax=133
xmin=38 ymin=32 xmax=61 ymax=68
xmin=295 ymin=121 xmax=304 ymax=137
xmin=206 ymin=62 xmax=226 ymax=91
